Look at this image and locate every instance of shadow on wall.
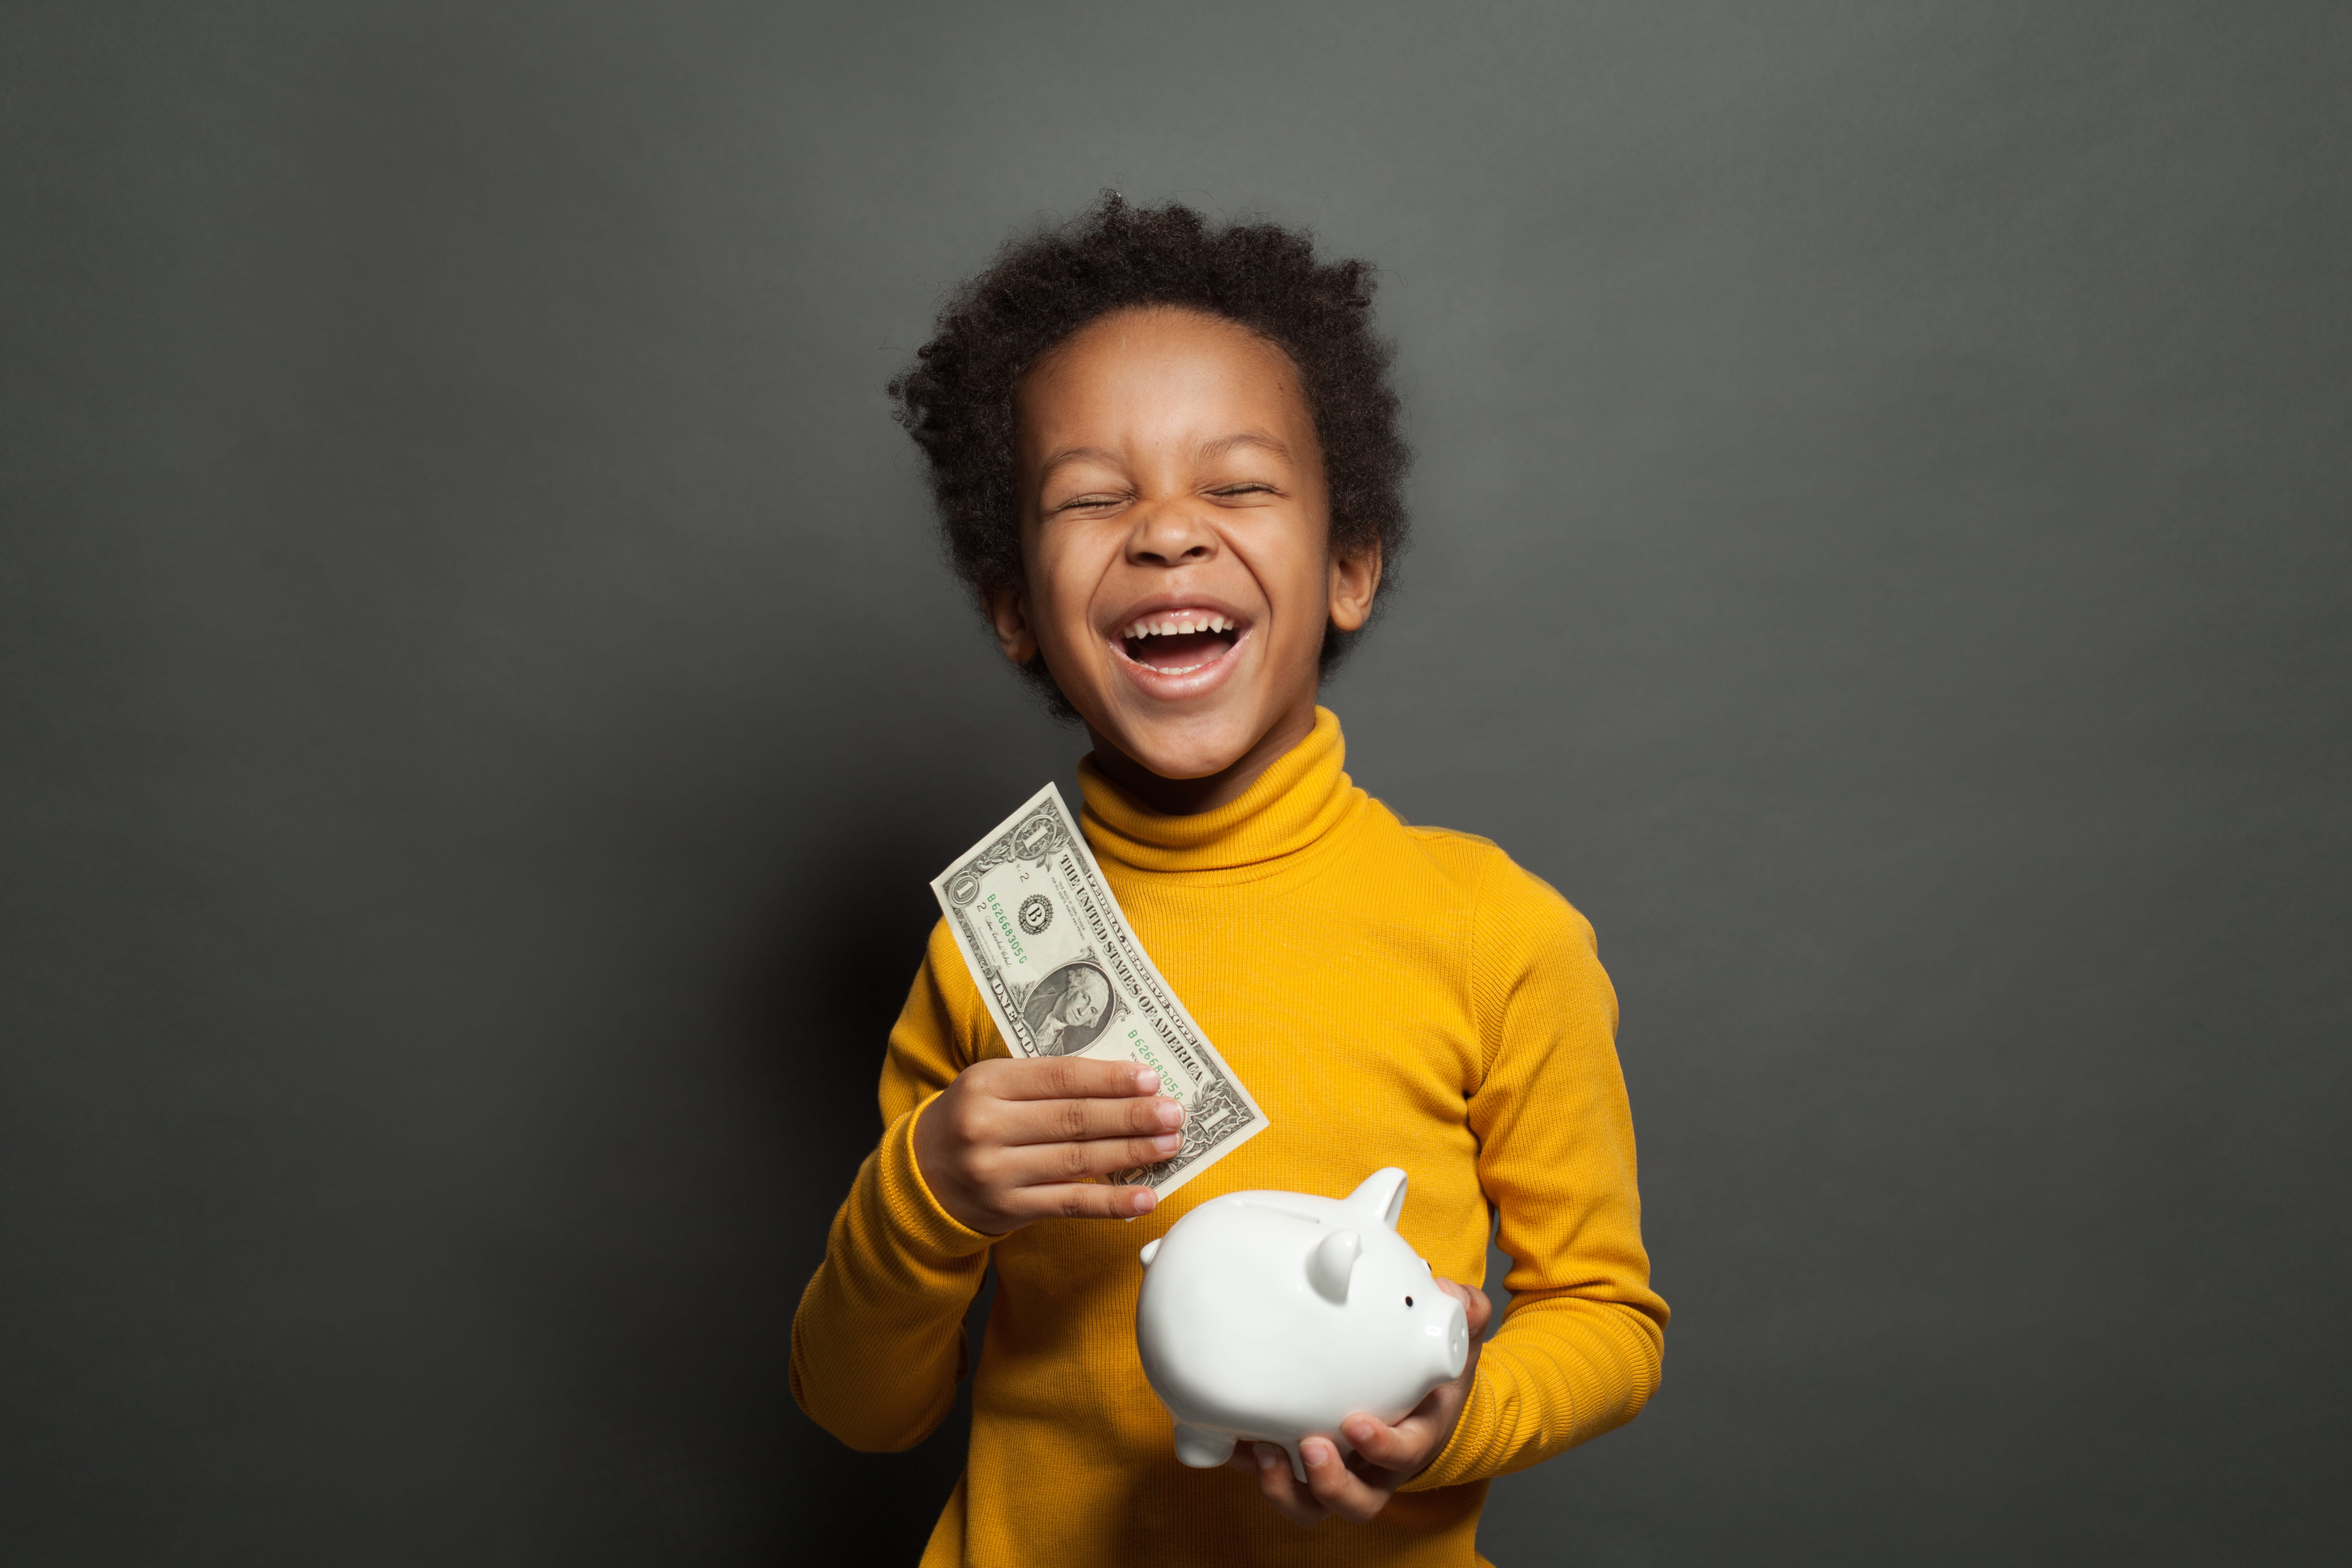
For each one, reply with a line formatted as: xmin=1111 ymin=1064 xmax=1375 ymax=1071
xmin=739 ymin=781 xmax=1005 ymax=1562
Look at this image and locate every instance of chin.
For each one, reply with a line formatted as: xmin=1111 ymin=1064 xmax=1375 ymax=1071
xmin=1058 ymin=607 xmax=1319 ymax=789
xmin=1100 ymin=703 xmax=1271 ymax=783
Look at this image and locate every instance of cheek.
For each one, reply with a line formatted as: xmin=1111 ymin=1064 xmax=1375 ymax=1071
xmin=1254 ymin=545 xmax=1338 ymax=642
xmin=1027 ymin=529 xmax=1113 ymax=641
xmin=1237 ymin=504 xmax=1333 ymax=601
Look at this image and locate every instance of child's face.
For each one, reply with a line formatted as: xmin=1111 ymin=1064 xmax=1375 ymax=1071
xmin=991 ymin=306 xmax=1379 ymax=785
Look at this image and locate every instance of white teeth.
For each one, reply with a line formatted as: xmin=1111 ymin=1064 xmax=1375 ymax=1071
xmin=1122 ymin=612 xmax=1237 ymax=639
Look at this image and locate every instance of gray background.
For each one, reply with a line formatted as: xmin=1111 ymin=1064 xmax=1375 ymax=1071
xmin=5 ymin=2 xmax=2347 ymax=1563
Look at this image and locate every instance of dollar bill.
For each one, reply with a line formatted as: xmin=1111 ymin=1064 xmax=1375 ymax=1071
xmin=930 ymin=782 xmax=1268 ymax=1203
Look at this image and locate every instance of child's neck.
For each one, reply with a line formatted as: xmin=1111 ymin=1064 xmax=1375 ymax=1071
xmin=1087 ymin=705 xmax=1317 ymax=817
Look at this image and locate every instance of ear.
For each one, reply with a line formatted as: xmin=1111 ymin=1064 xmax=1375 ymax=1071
xmin=982 ymin=583 xmax=1039 ymax=664
xmin=1326 ymin=539 xmax=1382 ymax=633
xmin=1345 ymin=1167 xmax=1408 ymax=1230
xmin=1307 ymin=1229 xmax=1362 ymax=1303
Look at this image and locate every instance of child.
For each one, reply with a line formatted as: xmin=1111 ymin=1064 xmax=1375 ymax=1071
xmin=792 ymin=197 xmax=1666 ymax=1566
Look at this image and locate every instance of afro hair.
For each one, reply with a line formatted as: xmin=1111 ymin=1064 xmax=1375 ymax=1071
xmin=889 ymin=194 xmax=1410 ymax=705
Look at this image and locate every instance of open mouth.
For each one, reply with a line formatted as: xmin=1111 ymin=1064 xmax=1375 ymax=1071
xmin=1117 ymin=610 xmax=1245 ymax=675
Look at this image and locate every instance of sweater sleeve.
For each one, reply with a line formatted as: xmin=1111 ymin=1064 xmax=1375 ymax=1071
xmin=1402 ymin=858 xmax=1669 ymax=1491
xmin=789 ymin=920 xmax=999 ymax=1451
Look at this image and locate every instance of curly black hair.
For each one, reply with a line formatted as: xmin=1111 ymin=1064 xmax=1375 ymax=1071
xmin=889 ymin=194 xmax=1410 ymax=707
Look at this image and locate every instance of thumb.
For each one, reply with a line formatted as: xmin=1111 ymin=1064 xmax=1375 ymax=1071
xmin=1435 ymin=1275 xmax=1493 ymax=1337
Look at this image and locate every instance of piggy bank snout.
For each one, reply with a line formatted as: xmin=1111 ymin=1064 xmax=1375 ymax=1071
xmin=1431 ymin=1292 xmax=1469 ymax=1380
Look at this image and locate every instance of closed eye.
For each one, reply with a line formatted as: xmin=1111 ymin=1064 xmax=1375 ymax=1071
xmin=1050 ymin=492 xmax=1129 ymax=514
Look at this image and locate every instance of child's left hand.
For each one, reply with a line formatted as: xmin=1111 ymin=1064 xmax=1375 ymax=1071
xmin=1225 ymin=1275 xmax=1493 ymax=1526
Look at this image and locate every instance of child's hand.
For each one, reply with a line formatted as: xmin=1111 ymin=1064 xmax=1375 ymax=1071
xmin=1226 ymin=1275 xmax=1493 ymax=1526
xmin=913 ymin=1058 xmax=1181 ymax=1233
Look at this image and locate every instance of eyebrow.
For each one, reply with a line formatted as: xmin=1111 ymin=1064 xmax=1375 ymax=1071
xmin=1196 ymin=431 xmax=1292 ymax=463
xmin=1036 ymin=445 xmax=1123 ymax=479
xmin=1036 ymin=432 xmax=1293 ymax=479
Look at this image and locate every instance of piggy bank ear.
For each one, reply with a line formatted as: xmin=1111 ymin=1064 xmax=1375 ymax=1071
xmin=1345 ymin=1167 xmax=1409 ymax=1230
xmin=1307 ymin=1229 xmax=1362 ymax=1303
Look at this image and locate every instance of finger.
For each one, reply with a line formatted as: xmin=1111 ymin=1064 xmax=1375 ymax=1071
xmin=994 ymin=1092 xmax=1184 ymax=1147
xmin=1252 ymin=1443 xmax=1327 ymax=1527
xmin=998 ymin=1180 xmax=1158 ymax=1221
xmin=1338 ymin=1412 xmax=1435 ymax=1475
xmin=993 ymin=1131 xmax=1182 ymax=1186
xmin=1299 ymin=1435 xmax=1388 ymax=1524
xmin=1434 ymin=1275 xmax=1495 ymax=1337
xmin=983 ymin=1056 xmax=1161 ymax=1102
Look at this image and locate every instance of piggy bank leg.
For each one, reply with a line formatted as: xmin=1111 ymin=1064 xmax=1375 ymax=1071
xmin=1172 ymin=1423 xmax=1236 ymax=1469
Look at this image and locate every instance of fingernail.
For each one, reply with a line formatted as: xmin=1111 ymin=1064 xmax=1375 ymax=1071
xmin=1153 ymin=1132 xmax=1181 ymax=1153
xmin=1257 ymin=1444 xmax=1280 ymax=1468
xmin=1131 ymin=1188 xmax=1156 ymax=1215
xmin=1135 ymin=1069 xmax=1160 ymax=1094
xmin=1156 ymin=1100 xmax=1182 ymax=1130
xmin=1343 ymin=1418 xmax=1375 ymax=1442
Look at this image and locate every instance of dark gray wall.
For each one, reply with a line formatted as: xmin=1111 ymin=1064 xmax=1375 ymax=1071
xmin=5 ymin=2 xmax=2346 ymax=1562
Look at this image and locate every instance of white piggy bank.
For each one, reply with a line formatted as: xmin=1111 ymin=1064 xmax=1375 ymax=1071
xmin=1134 ymin=1167 xmax=1470 ymax=1481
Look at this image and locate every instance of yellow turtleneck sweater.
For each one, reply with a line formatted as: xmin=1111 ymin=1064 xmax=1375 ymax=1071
xmin=791 ymin=710 xmax=1666 ymax=1566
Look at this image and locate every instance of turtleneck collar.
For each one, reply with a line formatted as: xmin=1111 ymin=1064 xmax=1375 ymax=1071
xmin=1078 ymin=707 xmax=1365 ymax=879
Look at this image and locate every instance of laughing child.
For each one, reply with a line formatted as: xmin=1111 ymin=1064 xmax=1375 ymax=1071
xmin=791 ymin=196 xmax=1667 ymax=1566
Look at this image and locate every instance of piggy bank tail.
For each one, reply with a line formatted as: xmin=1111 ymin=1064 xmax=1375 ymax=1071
xmin=1172 ymin=1423 xmax=1237 ymax=1469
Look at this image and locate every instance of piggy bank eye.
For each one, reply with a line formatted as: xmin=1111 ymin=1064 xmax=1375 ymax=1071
xmin=1405 ymin=1296 xmax=1414 ymax=1307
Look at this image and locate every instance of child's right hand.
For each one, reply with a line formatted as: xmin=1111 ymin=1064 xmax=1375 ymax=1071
xmin=912 ymin=1058 xmax=1183 ymax=1233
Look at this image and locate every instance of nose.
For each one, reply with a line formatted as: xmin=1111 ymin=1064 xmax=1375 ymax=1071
xmin=1124 ymin=498 xmax=1218 ymax=567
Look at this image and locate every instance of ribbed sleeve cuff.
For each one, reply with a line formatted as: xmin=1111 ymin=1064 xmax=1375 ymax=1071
xmin=1402 ymin=1302 xmax=1666 ymax=1491
xmin=877 ymin=1093 xmax=998 ymax=1261
xmin=1398 ymin=1367 xmax=1498 ymax=1492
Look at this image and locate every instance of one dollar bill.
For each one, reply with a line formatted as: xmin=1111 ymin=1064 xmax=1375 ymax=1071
xmin=930 ymin=782 xmax=1268 ymax=1202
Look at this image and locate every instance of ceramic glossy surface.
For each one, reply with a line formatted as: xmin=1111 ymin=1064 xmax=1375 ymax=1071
xmin=1134 ymin=1167 xmax=1470 ymax=1481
